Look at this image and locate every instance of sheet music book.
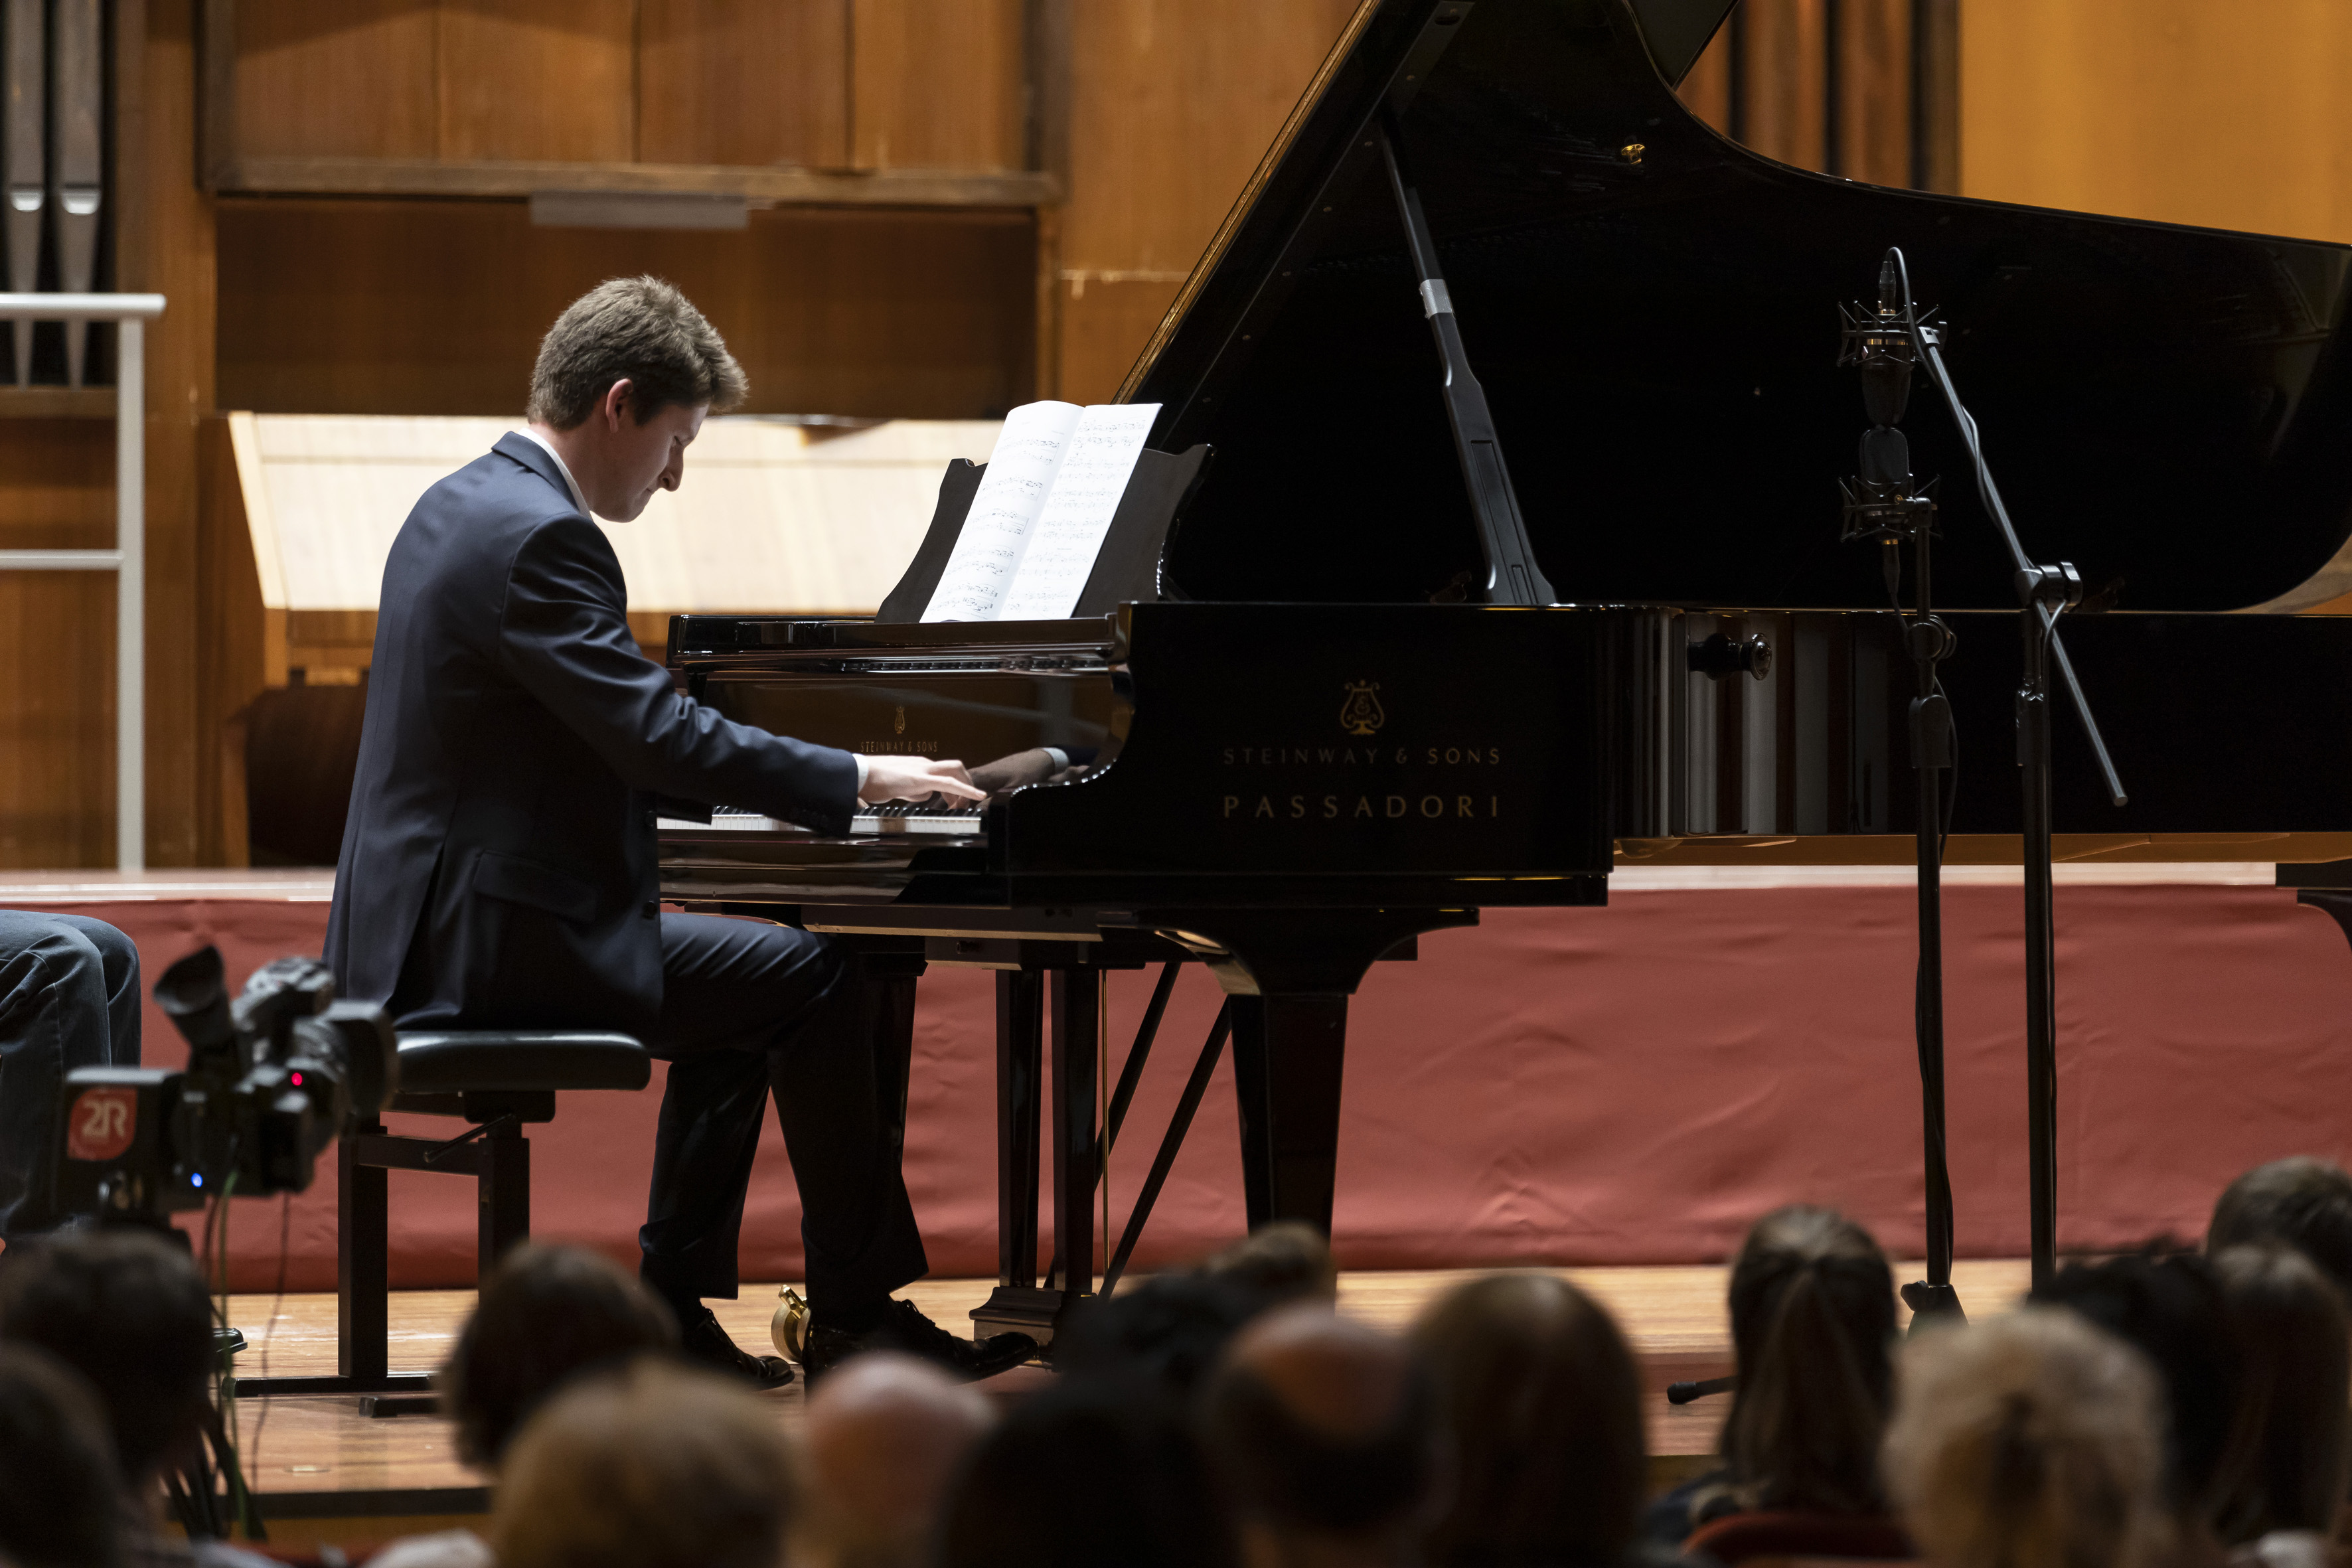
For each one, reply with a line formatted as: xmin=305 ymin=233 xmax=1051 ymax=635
xmin=921 ymin=400 xmax=1160 ymax=621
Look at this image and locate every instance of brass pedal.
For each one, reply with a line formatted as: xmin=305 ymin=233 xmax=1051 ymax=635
xmin=771 ymin=1286 xmax=811 ymax=1364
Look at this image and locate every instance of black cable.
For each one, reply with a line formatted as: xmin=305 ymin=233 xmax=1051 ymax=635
xmin=241 ymin=1194 xmax=293 ymax=1527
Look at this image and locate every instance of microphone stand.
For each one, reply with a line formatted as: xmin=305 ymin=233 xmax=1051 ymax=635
xmin=1839 ymin=257 xmax=1962 ymax=1327
xmin=1874 ymin=248 xmax=2130 ymax=1293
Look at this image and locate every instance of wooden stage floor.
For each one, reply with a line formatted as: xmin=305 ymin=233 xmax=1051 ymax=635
xmin=221 ymin=1259 xmax=2034 ymax=1547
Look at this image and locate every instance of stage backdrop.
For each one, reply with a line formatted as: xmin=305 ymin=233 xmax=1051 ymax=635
xmin=30 ymin=880 xmax=2352 ymax=1293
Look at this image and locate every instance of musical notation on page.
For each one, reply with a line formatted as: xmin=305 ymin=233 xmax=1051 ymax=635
xmin=922 ymin=400 xmax=1159 ymax=622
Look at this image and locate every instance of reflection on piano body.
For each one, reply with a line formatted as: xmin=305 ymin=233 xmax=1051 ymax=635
xmin=661 ymin=0 xmax=2352 ymax=1341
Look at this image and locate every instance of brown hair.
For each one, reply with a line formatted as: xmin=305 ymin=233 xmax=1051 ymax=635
xmin=2209 ymin=1158 xmax=2352 ymax=1301
xmin=1885 ymin=1308 xmax=2166 ymax=1568
xmin=0 ymin=1343 xmax=124 ymax=1568
xmin=439 ymin=1242 xmax=678 ymax=1468
xmin=0 ymin=1229 xmax=213 ymax=1483
xmin=526 ymin=275 xmax=747 ymax=428
xmin=489 ymin=1358 xmax=795 ymax=1568
xmin=1705 ymin=1206 xmax=1897 ymax=1520
xmin=1411 ymin=1272 xmax=1647 ymax=1567
xmin=2209 ymin=1243 xmax=2350 ymax=1543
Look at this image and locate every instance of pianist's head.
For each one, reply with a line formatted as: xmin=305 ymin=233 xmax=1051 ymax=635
xmin=526 ymin=275 xmax=747 ymax=523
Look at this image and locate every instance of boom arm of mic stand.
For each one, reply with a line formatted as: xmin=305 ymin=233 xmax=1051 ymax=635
xmin=1918 ymin=337 xmax=2129 ymax=809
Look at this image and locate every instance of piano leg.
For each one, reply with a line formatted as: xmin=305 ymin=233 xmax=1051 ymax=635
xmin=1049 ymin=967 xmax=1102 ymax=1311
xmin=1230 ymin=995 xmax=1350 ymax=1232
xmin=853 ymin=948 xmax=927 ymax=1177
xmin=2296 ymin=888 xmax=2352 ymax=951
xmin=972 ymin=969 xmax=1060 ymax=1345
xmin=1145 ymin=905 xmax=1476 ymax=1242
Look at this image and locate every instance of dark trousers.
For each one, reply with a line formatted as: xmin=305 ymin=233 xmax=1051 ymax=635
xmin=638 ymin=913 xmax=927 ymax=1314
xmin=0 ymin=912 xmax=141 ymax=1242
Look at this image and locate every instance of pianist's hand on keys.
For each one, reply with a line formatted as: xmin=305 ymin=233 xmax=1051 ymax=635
xmin=858 ymin=755 xmax=984 ymax=806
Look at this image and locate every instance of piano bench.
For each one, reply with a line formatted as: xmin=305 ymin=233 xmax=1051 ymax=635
xmin=232 ymin=1030 xmax=651 ymax=1409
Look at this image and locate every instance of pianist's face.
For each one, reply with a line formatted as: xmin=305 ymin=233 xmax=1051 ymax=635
xmin=589 ymin=388 xmax=708 ymax=523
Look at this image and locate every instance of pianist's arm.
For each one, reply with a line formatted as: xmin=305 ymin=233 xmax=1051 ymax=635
xmin=495 ymin=513 xmax=864 ymax=834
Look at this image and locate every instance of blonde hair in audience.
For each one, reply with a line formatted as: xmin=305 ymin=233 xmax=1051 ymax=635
xmin=1886 ymin=1308 xmax=2166 ymax=1568
xmin=489 ymin=1358 xmax=795 ymax=1568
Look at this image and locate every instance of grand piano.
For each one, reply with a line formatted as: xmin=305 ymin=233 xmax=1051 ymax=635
xmin=660 ymin=0 xmax=2352 ymax=1340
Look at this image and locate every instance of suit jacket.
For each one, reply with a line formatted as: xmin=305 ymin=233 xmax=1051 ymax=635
xmin=324 ymin=433 xmax=859 ymax=1038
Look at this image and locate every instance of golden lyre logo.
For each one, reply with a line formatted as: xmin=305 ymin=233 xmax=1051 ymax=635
xmin=894 ymin=706 xmax=906 ymax=736
xmin=1338 ymin=681 xmax=1385 ymax=738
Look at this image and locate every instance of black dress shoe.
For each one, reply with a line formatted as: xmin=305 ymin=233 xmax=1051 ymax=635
xmin=799 ymin=1298 xmax=1036 ymax=1384
xmin=677 ymin=1304 xmax=796 ymax=1389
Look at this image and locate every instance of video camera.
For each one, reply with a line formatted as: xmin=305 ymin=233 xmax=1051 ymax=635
xmin=55 ymin=946 xmax=397 ymax=1221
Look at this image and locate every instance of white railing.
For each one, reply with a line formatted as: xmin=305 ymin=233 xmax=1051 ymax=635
xmin=0 ymin=293 xmax=167 ymax=870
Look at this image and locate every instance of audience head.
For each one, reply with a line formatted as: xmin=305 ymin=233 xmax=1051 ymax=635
xmin=2208 ymin=1158 xmax=2352 ymax=1302
xmin=0 ymin=1343 xmax=123 ymax=1568
xmin=2209 ymin=1243 xmax=2349 ymax=1544
xmin=1887 ymin=1308 xmax=2166 ymax=1568
xmin=489 ymin=1358 xmax=795 ymax=1568
xmin=2031 ymin=1247 xmax=2242 ymax=1527
xmin=1050 ymin=1272 xmax=1266 ymax=1398
xmin=0 ymin=1229 xmax=214 ymax=1484
xmin=802 ymin=1352 xmax=992 ymax=1568
xmin=440 ymin=1242 xmax=678 ymax=1470
xmin=1200 ymin=1304 xmax=1443 ymax=1563
xmin=937 ymin=1376 xmax=1236 ymax=1568
xmin=1411 ymin=1272 xmax=1646 ymax=1567
xmin=1715 ymin=1205 xmax=1897 ymax=1515
xmin=1201 ymin=1220 xmax=1342 ymax=1306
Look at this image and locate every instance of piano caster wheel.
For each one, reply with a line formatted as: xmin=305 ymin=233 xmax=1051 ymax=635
xmin=771 ymin=1286 xmax=811 ymax=1362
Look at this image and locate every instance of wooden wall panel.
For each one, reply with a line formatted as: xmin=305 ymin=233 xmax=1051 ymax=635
xmin=436 ymin=0 xmax=635 ymax=164
xmin=140 ymin=0 xmax=218 ymax=868
xmin=1054 ymin=0 xmax=1360 ymax=404
xmin=215 ymin=201 xmax=1036 ymax=420
xmin=0 ymin=423 xmax=115 ymax=551
xmin=638 ymin=0 xmax=851 ymax=169
xmin=850 ymin=0 xmax=1025 ymax=172
xmin=196 ymin=417 xmax=266 ymax=866
xmin=0 ymin=422 xmax=115 ymax=866
xmin=1676 ymin=21 xmax=1732 ymax=133
xmin=1962 ymin=0 xmax=2352 ymax=244
xmin=0 ymin=572 xmax=116 ymax=866
xmin=232 ymin=1 xmax=437 ymax=160
xmin=1739 ymin=0 xmax=1827 ymax=173
xmin=1837 ymin=0 xmax=1911 ymax=187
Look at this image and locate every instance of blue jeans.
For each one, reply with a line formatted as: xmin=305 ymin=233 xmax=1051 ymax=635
xmin=0 ymin=912 xmax=141 ymax=1241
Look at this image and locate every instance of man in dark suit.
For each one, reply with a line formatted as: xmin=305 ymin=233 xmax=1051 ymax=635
xmin=327 ymin=277 xmax=1034 ymax=1385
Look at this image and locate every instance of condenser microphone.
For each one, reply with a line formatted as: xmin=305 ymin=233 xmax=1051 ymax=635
xmin=1845 ymin=248 xmax=1919 ymax=428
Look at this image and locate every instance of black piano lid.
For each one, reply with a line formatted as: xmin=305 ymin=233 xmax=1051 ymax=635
xmin=1124 ymin=0 xmax=2352 ymax=616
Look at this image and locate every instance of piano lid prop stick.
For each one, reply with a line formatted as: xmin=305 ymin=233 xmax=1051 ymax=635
xmin=1375 ymin=112 xmax=1556 ymax=608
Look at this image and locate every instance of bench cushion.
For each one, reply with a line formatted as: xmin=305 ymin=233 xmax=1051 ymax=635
xmin=394 ymin=1032 xmax=651 ymax=1095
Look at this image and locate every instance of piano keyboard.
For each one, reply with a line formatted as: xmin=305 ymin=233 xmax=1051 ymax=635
xmin=660 ymin=805 xmax=986 ymax=837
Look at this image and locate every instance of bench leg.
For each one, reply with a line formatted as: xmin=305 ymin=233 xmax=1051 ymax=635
xmin=479 ymin=1129 xmax=530 ymax=1275
xmin=338 ymin=1117 xmax=390 ymax=1383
